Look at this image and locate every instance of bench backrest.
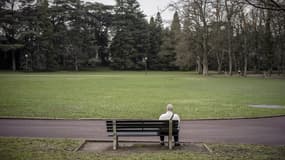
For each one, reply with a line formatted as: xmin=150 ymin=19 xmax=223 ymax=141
xmin=106 ymin=120 xmax=179 ymax=134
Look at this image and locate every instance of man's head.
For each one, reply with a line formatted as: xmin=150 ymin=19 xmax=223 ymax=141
xmin=166 ymin=104 xmax=173 ymax=112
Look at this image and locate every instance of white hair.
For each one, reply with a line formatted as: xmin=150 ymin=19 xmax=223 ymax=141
xmin=166 ymin=104 xmax=173 ymax=111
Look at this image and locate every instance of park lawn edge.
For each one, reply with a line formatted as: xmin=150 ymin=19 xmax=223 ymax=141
xmin=0 ymin=114 xmax=285 ymax=121
xmin=1 ymin=72 xmax=285 ymax=119
xmin=0 ymin=137 xmax=284 ymax=160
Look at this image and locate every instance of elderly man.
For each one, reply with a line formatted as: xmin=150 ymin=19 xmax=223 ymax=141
xmin=159 ymin=104 xmax=181 ymax=146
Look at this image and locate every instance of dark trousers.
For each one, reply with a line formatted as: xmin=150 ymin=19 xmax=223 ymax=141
xmin=160 ymin=135 xmax=179 ymax=143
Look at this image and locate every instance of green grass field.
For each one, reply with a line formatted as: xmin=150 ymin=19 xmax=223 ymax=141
xmin=0 ymin=138 xmax=284 ymax=160
xmin=0 ymin=71 xmax=285 ymax=119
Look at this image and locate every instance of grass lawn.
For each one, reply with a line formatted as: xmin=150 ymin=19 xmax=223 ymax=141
xmin=0 ymin=137 xmax=284 ymax=160
xmin=0 ymin=71 xmax=284 ymax=119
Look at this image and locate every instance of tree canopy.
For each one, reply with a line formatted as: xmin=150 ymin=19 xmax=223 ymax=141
xmin=0 ymin=0 xmax=284 ymax=76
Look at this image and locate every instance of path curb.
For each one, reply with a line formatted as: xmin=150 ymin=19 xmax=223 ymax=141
xmin=74 ymin=140 xmax=87 ymax=152
xmin=203 ymin=144 xmax=213 ymax=153
xmin=0 ymin=115 xmax=285 ymax=121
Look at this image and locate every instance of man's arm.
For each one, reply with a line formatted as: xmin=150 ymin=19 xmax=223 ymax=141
xmin=175 ymin=114 xmax=181 ymax=122
xmin=159 ymin=114 xmax=163 ymax=120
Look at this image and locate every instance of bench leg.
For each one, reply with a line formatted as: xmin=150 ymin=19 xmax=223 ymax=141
xmin=112 ymin=120 xmax=118 ymax=150
xmin=113 ymin=135 xmax=118 ymax=150
xmin=168 ymin=136 xmax=172 ymax=150
xmin=168 ymin=120 xmax=173 ymax=150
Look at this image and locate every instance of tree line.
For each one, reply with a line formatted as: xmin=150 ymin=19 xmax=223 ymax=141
xmin=174 ymin=0 xmax=285 ymax=76
xmin=0 ymin=0 xmax=284 ymax=76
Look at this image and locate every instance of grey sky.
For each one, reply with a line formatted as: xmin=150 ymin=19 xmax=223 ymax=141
xmin=87 ymin=0 xmax=176 ymax=25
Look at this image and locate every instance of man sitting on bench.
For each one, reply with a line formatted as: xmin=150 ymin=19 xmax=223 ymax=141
xmin=159 ymin=104 xmax=181 ymax=146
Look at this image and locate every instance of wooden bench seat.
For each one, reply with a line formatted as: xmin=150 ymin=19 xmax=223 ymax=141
xmin=106 ymin=120 xmax=179 ymax=150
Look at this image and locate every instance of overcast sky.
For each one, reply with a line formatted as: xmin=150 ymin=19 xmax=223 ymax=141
xmin=87 ymin=0 xmax=177 ymax=25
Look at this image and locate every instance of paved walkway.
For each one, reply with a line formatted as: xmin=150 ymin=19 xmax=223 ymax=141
xmin=0 ymin=117 xmax=285 ymax=145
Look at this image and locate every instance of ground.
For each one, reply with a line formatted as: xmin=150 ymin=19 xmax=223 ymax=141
xmin=0 ymin=138 xmax=284 ymax=160
xmin=0 ymin=71 xmax=285 ymax=119
xmin=1 ymin=71 xmax=285 ymax=160
xmin=2 ymin=117 xmax=285 ymax=145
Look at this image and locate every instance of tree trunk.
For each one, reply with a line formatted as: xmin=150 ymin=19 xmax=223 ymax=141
xmin=202 ymin=38 xmax=208 ymax=76
xmin=12 ymin=51 xmax=16 ymax=72
xmin=242 ymin=15 xmax=248 ymax=77
xmin=265 ymin=1 xmax=273 ymax=77
xmin=30 ymin=52 xmax=33 ymax=71
xmin=228 ymin=41 xmax=233 ymax=75
xmin=225 ymin=0 xmax=232 ymax=76
xmin=244 ymin=55 xmax=248 ymax=77
xmin=63 ymin=55 xmax=66 ymax=69
xmin=233 ymin=53 xmax=238 ymax=73
xmin=215 ymin=0 xmax=222 ymax=74
xmin=218 ymin=63 xmax=222 ymax=74
xmin=216 ymin=52 xmax=223 ymax=74
xmin=227 ymin=24 xmax=232 ymax=76
xmin=74 ymin=55 xmax=79 ymax=71
xmin=196 ymin=56 xmax=202 ymax=74
xmin=202 ymin=55 xmax=208 ymax=76
xmin=281 ymin=55 xmax=285 ymax=73
xmin=281 ymin=53 xmax=285 ymax=74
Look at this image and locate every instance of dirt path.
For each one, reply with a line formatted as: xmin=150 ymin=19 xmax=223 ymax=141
xmin=0 ymin=117 xmax=284 ymax=145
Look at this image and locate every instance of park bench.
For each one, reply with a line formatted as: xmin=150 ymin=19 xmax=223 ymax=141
xmin=106 ymin=120 xmax=179 ymax=150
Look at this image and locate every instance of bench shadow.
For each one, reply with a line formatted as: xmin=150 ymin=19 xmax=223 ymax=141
xmin=78 ymin=141 xmax=209 ymax=154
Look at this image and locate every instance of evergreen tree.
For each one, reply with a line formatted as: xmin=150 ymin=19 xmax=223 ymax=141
xmin=38 ymin=0 xmax=57 ymax=71
xmin=148 ymin=17 xmax=158 ymax=69
xmin=110 ymin=0 xmax=149 ymax=70
xmin=148 ymin=12 xmax=163 ymax=70
xmin=158 ymin=11 xmax=181 ymax=70
xmin=84 ymin=2 xmax=113 ymax=66
xmin=171 ymin=11 xmax=181 ymax=42
xmin=158 ymin=28 xmax=176 ymax=70
xmin=20 ymin=3 xmax=39 ymax=71
xmin=0 ymin=0 xmax=33 ymax=71
xmin=49 ymin=0 xmax=71 ymax=70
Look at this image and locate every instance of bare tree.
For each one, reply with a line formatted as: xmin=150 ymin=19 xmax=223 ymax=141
xmin=224 ymin=0 xmax=244 ymax=75
xmin=175 ymin=0 xmax=213 ymax=76
xmin=238 ymin=10 xmax=249 ymax=76
xmin=210 ymin=0 xmax=226 ymax=73
xmin=245 ymin=0 xmax=285 ymax=12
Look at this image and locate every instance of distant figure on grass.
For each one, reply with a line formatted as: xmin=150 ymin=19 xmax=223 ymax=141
xmin=159 ymin=104 xmax=181 ymax=146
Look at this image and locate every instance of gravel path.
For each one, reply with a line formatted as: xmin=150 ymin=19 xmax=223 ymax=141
xmin=0 ymin=117 xmax=284 ymax=145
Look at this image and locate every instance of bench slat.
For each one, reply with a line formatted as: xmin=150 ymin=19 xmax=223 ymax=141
xmin=106 ymin=122 xmax=178 ymax=126
xmin=106 ymin=124 xmax=176 ymax=128
xmin=106 ymin=120 xmax=179 ymax=135
xmin=106 ymin=120 xmax=175 ymax=122
xmin=107 ymin=128 xmax=178 ymax=132
xmin=107 ymin=132 xmax=179 ymax=136
xmin=106 ymin=121 xmax=178 ymax=125
xmin=108 ymin=132 xmax=159 ymax=136
xmin=106 ymin=120 xmax=178 ymax=132
xmin=107 ymin=128 xmax=179 ymax=131
xmin=106 ymin=121 xmax=179 ymax=123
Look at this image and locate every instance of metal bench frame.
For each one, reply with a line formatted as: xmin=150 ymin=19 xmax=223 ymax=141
xmin=106 ymin=120 xmax=178 ymax=150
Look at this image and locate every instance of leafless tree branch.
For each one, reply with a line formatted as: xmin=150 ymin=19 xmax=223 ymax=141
xmin=244 ymin=0 xmax=285 ymax=12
